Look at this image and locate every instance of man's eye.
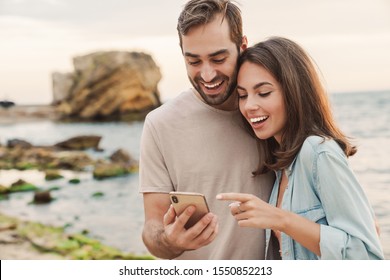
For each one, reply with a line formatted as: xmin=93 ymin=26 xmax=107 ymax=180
xmin=188 ymin=60 xmax=200 ymax=66
xmin=213 ymin=58 xmax=226 ymax=64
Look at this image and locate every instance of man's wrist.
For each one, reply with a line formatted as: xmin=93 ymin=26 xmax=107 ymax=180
xmin=160 ymin=231 xmax=184 ymax=259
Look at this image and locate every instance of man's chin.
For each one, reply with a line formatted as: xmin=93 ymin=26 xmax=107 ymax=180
xmin=193 ymin=83 xmax=232 ymax=105
xmin=202 ymin=94 xmax=229 ymax=106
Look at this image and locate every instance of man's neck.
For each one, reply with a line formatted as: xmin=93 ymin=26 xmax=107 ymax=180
xmin=192 ymin=89 xmax=238 ymax=111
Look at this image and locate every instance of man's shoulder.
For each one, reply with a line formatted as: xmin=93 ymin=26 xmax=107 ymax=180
xmin=146 ymin=89 xmax=193 ymax=122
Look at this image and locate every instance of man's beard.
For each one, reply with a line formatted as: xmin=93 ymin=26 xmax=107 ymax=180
xmin=189 ymin=72 xmax=237 ymax=106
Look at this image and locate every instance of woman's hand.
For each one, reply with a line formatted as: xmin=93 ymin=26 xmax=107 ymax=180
xmin=217 ymin=192 xmax=321 ymax=256
xmin=216 ymin=193 xmax=284 ymax=230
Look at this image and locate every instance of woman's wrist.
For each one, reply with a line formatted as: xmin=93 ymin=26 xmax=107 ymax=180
xmin=275 ymin=207 xmax=291 ymax=233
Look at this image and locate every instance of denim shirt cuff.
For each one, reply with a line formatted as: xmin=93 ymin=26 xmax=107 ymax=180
xmin=319 ymin=224 xmax=346 ymax=260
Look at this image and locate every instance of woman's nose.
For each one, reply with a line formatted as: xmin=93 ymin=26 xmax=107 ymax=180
xmin=245 ymin=96 xmax=260 ymax=111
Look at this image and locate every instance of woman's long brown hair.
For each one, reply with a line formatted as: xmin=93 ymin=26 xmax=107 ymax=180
xmin=238 ymin=37 xmax=357 ymax=174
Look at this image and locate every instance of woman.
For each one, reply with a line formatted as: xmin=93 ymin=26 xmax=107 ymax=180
xmin=217 ymin=37 xmax=384 ymax=260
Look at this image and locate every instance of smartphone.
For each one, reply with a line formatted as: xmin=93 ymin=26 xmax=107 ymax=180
xmin=169 ymin=191 xmax=210 ymax=229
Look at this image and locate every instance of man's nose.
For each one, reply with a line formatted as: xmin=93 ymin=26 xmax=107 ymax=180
xmin=200 ymin=63 xmax=216 ymax=82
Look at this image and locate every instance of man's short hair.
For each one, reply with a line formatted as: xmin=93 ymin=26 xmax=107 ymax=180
xmin=177 ymin=0 xmax=243 ymax=50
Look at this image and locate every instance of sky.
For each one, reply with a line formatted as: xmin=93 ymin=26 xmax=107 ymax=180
xmin=0 ymin=0 xmax=389 ymax=105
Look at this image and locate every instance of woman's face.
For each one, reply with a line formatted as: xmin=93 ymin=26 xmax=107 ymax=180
xmin=237 ymin=61 xmax=287 ymax=144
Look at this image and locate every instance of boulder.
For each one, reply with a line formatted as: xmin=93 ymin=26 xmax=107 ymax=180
xmin=53 ymin=51 xmax=162 ymax=120
xmin=109 ymin=149 xmax=131 ymax=163
xmin=93 ymin=162 xmax=129 ymax=180
xmin=7 ymin=139 xmax=33 ymax=149
xmin=9 ymin=180 xmax=39 ymax=193
xmin=44 ymin=170 xmax=63 ymax=181
xmin=33 ymin=191 xmax=53 ymax=204
xmin=0 ymin=184 xmax=8 ymax=194
xmin=54 ymin=135 xmax=102 ymax=150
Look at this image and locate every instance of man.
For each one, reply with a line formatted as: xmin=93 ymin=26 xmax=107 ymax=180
xmin=139 ymin=0 xmax=274 ymax=259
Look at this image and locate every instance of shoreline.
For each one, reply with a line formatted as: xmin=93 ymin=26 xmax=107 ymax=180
xmin=0 ymin=104 xmax=150 ymax=124
xmin=0 ymin=212 xmax=64 ymax=260
xmin=0 ymin=105 xmax=59 ymax=124
xmin=1 ymin=106 xmax=65 ymax=260
xmin=0 ymin=212 xmax=153 ymax=260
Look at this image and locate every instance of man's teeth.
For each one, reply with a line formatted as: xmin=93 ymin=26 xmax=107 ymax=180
xmin=250 ymin=116 xmax=268 ymax=123
xmin=204 ymin=81 xmax=222 ymax=89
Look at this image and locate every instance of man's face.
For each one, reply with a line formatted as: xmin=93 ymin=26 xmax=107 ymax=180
xmin=181 ymin=15 xmax=240 ymax=108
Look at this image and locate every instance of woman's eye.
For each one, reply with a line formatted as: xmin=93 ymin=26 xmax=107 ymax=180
xmin=259 ymin=91 xmax=271 ymax=97
xmin=238 ymin=94 xmax=247 ymax=99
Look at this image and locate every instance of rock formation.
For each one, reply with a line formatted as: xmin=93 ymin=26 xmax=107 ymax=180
xmin=52 ymin=51 xmax=162 ymax=120
xmin=0 ymin=136 xmax=138 ymax=178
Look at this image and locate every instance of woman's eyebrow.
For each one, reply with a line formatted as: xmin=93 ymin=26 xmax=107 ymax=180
xmin=253 ymin=82 xmax=272 ymax=90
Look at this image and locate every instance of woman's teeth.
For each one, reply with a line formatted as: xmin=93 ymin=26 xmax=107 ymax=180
xmin=250 ymin=116 xmax=268 ymax=124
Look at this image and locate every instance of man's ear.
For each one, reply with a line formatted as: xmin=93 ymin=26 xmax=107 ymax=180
xmin=241 ymin=35 xmax=248 ymax=51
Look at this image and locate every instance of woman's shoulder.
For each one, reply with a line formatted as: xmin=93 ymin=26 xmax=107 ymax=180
xmin=291 ymin=136 xmax=346 ymax=178
xmin=301 ymin=135 xmax=344 ymax=156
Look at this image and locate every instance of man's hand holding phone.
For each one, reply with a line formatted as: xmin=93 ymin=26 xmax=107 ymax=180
xmin=169 ymin=192 xmax=210 ymax=228
xmin=161 ymin=192 xmax=219 ymax=256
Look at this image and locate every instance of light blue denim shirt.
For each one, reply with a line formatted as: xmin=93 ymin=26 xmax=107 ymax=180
xmin=265 ymin=136 xmax=384 ymax=260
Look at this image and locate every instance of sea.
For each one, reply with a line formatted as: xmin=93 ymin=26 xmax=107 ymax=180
xmin=0 ymin=90 xmax=389 ymax=259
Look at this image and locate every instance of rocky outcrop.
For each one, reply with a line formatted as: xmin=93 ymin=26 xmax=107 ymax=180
xmin=0 ymin=136 xmax=138 ymax=179
xmin=53 ymin=51 xmax=162 ymax=120
xmin=0 ymin=213 xmax=155 ymax=259
xmin=54 ymin=135 xmax=102 ymax=151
